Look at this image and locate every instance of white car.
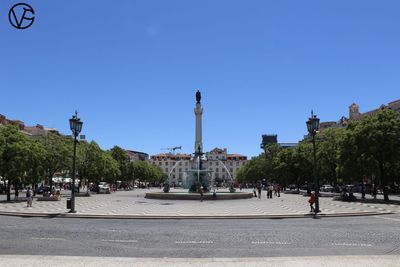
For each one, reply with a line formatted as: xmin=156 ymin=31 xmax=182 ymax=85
xmin=98 ymin=182 xmax=110 ymax=193
xmin=320 ymin=185 xmax=333 ymax=192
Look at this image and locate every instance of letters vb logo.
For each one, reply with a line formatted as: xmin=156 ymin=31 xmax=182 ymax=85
xmin=8 ymin=3 xmax=35 ymax=29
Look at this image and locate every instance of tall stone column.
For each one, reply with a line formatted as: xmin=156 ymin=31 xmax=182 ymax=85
xmin=194 ymin=90 xmax=203 ymax=155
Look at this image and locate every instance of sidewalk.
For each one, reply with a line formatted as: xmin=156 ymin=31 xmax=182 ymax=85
xmin=0 ymin=189 xmax=398 ymax=219
xmin=1 ymin=255 xmax=399 ymax=267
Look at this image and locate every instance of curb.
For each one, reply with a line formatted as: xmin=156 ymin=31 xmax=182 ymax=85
xmin=0 ymin=210 xmax=393 ymax=219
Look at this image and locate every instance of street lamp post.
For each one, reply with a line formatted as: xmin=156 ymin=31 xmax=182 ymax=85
xmin=306 ymin=110 xmax=320 ymax=217
xmin=69 ymin=111 xmax=83 ymax=213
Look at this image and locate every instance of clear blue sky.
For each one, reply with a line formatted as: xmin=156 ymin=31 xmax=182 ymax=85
xmin=1 ymin=0 xmax=399 ymax=157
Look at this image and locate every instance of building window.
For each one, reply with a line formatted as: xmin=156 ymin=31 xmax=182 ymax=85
xmin=222 ymin=168 xmax=225 ymax=172
xmin=209 ymin=162 xmax=212 ymax=166
xmin=216 ymin=161 xmax=219 ymax=166
xmin=230 ymin=168 xmax=233 ymax=173
xmin=165 ymin=162 xmax=169 ymax=166
xmin=158 ymin=162 xmax=162 ymax=166
xmin=185 ymin=162 xmax=188 ymax=166
xmin=229 ymin=162 xmax=233 ymax=166
xmin=179 ymin=168 xmax=182 ymax=172
xmin=185 ymin=168 xmax=188 ymax=171
xmin=173 ymin=174 xmax=175 ymax=178
xmin=165 ymin=168 xmax=168 ymax=172
xmin=236 ymin=161 xmax=239 ymax=166
xmin=179 ymin=162 xmax=182 ymax=166
xmin=216 ymin=168 xmax=219 ymax=173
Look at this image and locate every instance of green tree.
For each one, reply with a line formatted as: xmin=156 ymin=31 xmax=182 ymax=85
xmin=77 ymin=141 xmax=103 ymax=188
xmin=100 ymin=151 xmax=121 ymax=184
xmin=236 ymin=155 xmax=268 ymax=184
xmin=273 ymin=142 xmax=313 ymax=190
xmin=344 ymin=110 xmax=400 ymax=200
xmin=148 ymin=164 xmax=167 ymax=184
xmin=24 ymin=139 xmax=47 ymax=194
xmin=317 ymin=128 xmax=345 ymax=185
xmin=40 ymin=133 xmax=72 ymax=189
xmin=339 ymin=122 xmax=375 ymax=186
xmin=130 ymin=160 xmax=149 ymax=186
xmin=274 ymin=147 xmax=298 ymax=188
xmin=0 ymin=125 xmax=31 ymax=201
xmin=110 ymin=146 xmax=130 ymax=181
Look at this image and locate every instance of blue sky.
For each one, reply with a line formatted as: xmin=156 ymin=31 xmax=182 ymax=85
xmin=1 ymin=0 xmax=399 ymax=157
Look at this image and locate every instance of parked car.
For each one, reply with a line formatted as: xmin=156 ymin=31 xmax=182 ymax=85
xmin=98 ymin=182 xmax=110 ymax=193
xmin=36 ymin=185 xmax=51 ymax=195
xmin=320 ymin=185 xmax=334 ymax=192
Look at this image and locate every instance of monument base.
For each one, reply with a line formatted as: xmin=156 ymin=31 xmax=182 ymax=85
xmin=145 ymin=191 xmax=253 ymax=200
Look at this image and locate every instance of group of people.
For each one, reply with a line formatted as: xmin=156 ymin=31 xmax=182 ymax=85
xmin=253 ymin=184 xmax=281 ymax=199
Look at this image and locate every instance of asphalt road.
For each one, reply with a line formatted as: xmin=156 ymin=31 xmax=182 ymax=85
xmin=0 ymin=215 xmax=399 ymax=258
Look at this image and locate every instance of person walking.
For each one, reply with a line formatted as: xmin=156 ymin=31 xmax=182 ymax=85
xmin=268 ymin=184 xmax=273 ymax=199
xmin=308 ymin=191 xmax=316 ymax=212
xmin=257 ymin=184 xmax=261 ymax=199
xmin=15 ymin=186 xmax=19 ymax=201
xmin=199 ymin=186 xmax=204 ymax=202
xmin=253 ymin=186 xmax=257 ymax=198
xmin=26 ymin=187 xmax=33 ymax=207
xmin=372 ymin=186 xmax=377 ymax=200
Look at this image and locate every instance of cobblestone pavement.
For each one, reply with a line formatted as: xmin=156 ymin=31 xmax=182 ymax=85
xmin=0 ymin=189 xmax=399 ymax=217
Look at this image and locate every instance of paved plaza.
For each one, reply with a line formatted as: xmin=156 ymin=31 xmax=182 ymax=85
xmin=0 ymin=189 xmax=398 ymax=218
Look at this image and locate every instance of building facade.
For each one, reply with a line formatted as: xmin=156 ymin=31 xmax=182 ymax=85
xmin=319 ymin=99 xmax=400 ymax=131
xmin=0 ymin=114 xmax=60 ymax=137
xmin=125 ymin=150 xmax=149 ymax=162
xmin=206 ymin=148 xmax=247 ymax=184
xmin=150 ymin=153 xmax=192 ymax=185
xmin=260 ymin=134 xmax=298 ymax=149
xmin=150 ymin=148 xmax=247 ymax=186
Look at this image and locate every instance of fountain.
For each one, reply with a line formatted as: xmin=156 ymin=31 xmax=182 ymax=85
xmin=183 ymin=148 xmax=213 ymax=192
xmin=215 ymin=159 xmax=234 ymax=185
xmin=145 ymin=90 xmax=253 ymax=200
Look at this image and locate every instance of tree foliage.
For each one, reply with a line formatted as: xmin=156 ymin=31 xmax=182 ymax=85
xmin=237 ymin=110 xmax=400 ymax=199
xmin=0 ymin=125 xmax=32 ymax=200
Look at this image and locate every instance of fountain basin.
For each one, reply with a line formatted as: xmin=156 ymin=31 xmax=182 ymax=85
xmin=145 ymin=191 xmax=253 ymax=200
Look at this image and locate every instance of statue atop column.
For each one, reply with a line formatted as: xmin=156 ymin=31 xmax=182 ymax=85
xmin=196 ymin=90 xmax=201 ymax=104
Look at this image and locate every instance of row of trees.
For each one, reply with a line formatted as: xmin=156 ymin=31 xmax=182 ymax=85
xmin=237 ymin=109 xmax=400 ymax=200
xmin=0 ymin=125 xmax=166 ymax=201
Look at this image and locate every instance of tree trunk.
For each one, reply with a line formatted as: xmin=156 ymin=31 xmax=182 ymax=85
xmin=379 ymin=162 xmax=389 ymax=201
xmin=6 ymin=179 xmax=11 ymax=201
xmin=33 ymin=183 xmax=37 ymax=196
xmin=49 ymin=175 xmax=53 ymax=190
